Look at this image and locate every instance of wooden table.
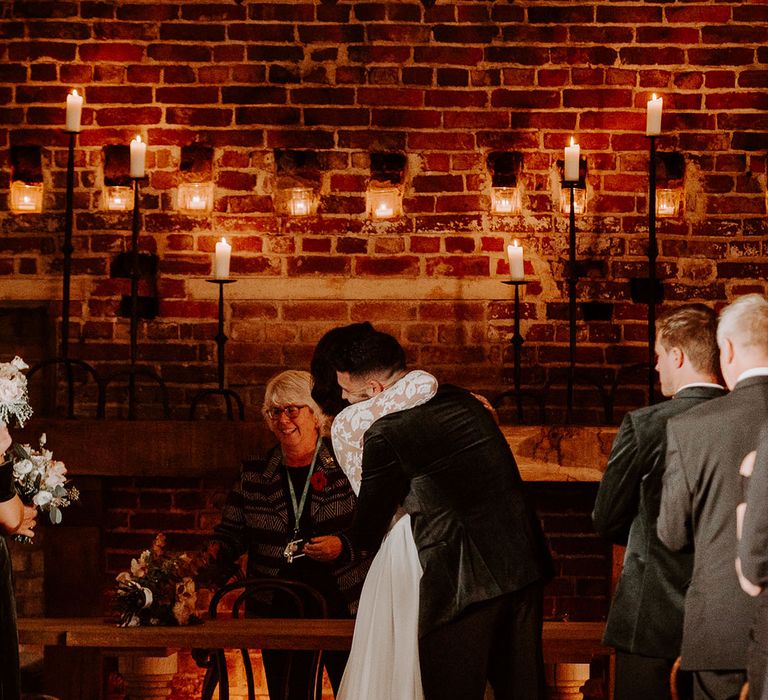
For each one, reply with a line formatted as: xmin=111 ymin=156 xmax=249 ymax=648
xmin=19 ymin=617 xmax=609 ymax=699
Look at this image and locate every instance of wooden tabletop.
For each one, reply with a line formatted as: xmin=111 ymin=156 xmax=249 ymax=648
xmin=18 ymin=617 xmax=608 ymax=662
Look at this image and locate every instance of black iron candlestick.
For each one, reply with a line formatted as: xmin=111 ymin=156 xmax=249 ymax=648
xmin=647 ymin=134 xmax=658 ymax=405
xmin=566 ymin=180 xmax=578 ymax=423
xmin=127 ymin=176 xmax=142 ymax=419
xmin=501 ymin=279 xmax=527 ymax=422
xmin=189 ymin=279 xmax=244 ymax=420
xmin=28 ymin=130 xmax=100 ymax=418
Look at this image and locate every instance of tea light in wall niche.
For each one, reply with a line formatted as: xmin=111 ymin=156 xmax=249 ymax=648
xmin=10 ymin=181 xmax=44 ymax=213
xmin=564 ymin=137 xmax=580 ymax=182
xmin=646 ymin=94 xmax=663 ymax=136
xmin=105 ymin=185 xmax=133 ymax=211
xmin=656 ymin=188 xmax=682 ymax=217
xmin=65 ymin=89 xmax=83 ymax=132
xmin=288 ymin=187 xmax=313 ymax=217
xmin=506 ymin=240 xmax=525 ymax=281
xmin=178 ymin=182 xmax=213 ymax=213
xmin=214 ymin=237 xmax=232 ymax=279
xmin=491 ymin=187 xmax=521 ymax=215
xmin=367 ymin=186 xmax=400 ymax=220
xmin=129 ymin=135 xmax=146 ymax=178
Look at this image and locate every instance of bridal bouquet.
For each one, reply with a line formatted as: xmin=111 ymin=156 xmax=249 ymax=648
xmin=0 ymin=356 xmax=33 ymax=428
xmin=12 ymin=434 xmax=79 ymax=525
xmin=114 ymin=533 xmax=203 ymax=627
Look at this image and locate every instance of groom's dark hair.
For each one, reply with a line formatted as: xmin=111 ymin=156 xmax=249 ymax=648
xmin=332 ymin=325 xmax=406 ymax=378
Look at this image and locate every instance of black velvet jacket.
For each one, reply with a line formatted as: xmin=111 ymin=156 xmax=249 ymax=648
xmin=346 ymin=384 xmax=553 ymax=637
xmin=0 ymin=457 xmax=21 ymax=700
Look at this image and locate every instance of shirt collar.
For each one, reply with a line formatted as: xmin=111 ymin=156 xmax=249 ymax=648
xmin=736 ymin=367 xmax=768 ymax=385
xmin=675 ymin=382 xmax=724 ymax=395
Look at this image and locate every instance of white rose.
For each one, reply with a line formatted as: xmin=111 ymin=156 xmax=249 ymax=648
xmin=10 ymin=357 xmax=28 ymax=371
xmin=13 ymin=459 xmax=34 ymax=476
xmin=0 ymin=378 xmax=22 ymax=405
xmin=33 ymin=490 xmax=53 ymax=507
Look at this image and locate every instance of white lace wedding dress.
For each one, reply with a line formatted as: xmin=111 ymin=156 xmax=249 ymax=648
xmin=332 ymin=370 xmax=437 ymax=700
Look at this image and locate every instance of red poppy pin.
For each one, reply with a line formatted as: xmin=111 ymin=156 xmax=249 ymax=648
xmin=310 ymin=471 xmax=327 ymax=492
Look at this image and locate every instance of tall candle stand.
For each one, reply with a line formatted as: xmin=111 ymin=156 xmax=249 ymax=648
xmin=189 ymin=279 xmax=244 ymax=420
xmin=647 ymin=134 xmax=658 ymax=404
xmin=499 ymin=279 xmax=527 ymax=422
xmin=99 ymin=177 xmax=169 ymax=419
xmin=565 ymin=180 xmax=578 ymax=423
xmin=28 ymin=130 xmax=99 ymax=417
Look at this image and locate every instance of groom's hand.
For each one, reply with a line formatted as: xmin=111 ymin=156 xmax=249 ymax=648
xmin=303 ymin=535 xmax=342 ymax=562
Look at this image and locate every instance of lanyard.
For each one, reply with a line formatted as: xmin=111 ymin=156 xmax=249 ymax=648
xmin=283 ymin=436 xmax=322 ymax=534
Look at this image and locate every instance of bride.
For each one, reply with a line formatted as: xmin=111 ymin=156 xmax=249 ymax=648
xmin=330 ymin=369 xmax=437 ymax=700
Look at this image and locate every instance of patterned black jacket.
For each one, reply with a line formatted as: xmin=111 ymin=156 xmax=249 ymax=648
xmin=210 ymin=439 xmax=371 ymax=614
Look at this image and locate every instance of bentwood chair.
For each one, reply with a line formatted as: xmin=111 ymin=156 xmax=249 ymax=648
xmin=197 ymin=577 xmax=329 ymax=700
xmin=669 ymin=657 xmax=749 ymax=700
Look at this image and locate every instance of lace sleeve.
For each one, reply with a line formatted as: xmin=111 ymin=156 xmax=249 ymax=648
xmin=331 ymin=370 xmax=438 ymax=494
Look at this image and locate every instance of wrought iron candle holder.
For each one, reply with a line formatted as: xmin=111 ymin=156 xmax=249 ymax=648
xmin=565 ymin=180 xmax=578 ymax=423
xmin=99 ymin=176 xmax=169 ymax=419
xmin=28 ymin=130 xmax=99 ymax=417
xmin=189 ymin=279 xmax=244 ymax=420
xmin=646 ymin=134 xmax=658 ymax=404
xmin=497 ymin=279 xmax=528 ymax=422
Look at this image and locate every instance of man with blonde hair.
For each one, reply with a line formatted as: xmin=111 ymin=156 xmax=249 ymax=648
xmin=659 ymin=294 xmax=768 ymax=699
xmin=594 ymin=303 xmax=724 ymax=700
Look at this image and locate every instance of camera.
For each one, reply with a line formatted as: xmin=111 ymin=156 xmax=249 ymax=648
xmin=283 ymin=537 xmax=306 ymax=563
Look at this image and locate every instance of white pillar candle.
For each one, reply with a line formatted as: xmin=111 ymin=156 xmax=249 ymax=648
xmin=564 ymin=137 xmax=580 ymax=182
xmin=129 ymin=135 xmax=146 ymax=178
xmin=214 ymin=237 xmax=232 ymax=279
xmin=507 ymin=240 xmax=525 ymax=281
xmin=646 ymin=93 xmax=663 ymax=136
xmin=65 ymin=89 xmax=83 ymax=132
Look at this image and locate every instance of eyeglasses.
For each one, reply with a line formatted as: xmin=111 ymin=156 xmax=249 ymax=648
xmin=266 ymin=404 xmax=306 ymax=420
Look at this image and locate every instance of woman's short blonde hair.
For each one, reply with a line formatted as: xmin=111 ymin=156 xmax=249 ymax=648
xmin=261 ymin=370 xmax=330 ymax=434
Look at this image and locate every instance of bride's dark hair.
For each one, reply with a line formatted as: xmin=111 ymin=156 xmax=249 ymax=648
xmin=310 ymin=322 xmax=375 ymax=416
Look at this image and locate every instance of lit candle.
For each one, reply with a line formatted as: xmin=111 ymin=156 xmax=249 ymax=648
xmin=507 ymin=240 xmax=525 ymax=281
xmin=646 ymin=93 xmax=663 ymax=136
xmin=496 ymin=196 xmax=513 ymax=213
xmin=189 ymin=194 xmax=205 ymax=210
xmin=564 ymin=137 xmax=580 ymax=182
xmin=292 ymin=198 xmax=308 ymax=216
xmin=65 ymin=89 xmax=83 ymax=132
xmin=214 ymin=237 xmax=232 ymax=279
xmin=375 ymin=201 xmax=394 ymax=218
xmin=129 ymin=135 xmax=146 ymax=178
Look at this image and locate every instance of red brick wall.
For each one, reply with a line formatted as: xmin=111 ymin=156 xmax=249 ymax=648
xmin=1 ymin=0 xmax=767 ymax=422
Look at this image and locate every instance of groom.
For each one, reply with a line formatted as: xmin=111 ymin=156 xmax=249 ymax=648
xmin=329 ymin=326 xmax=553 ymax=700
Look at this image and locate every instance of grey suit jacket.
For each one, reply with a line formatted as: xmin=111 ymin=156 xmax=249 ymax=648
xmin=740 ymin=423 xmax=768 ymax=654
xmin=593 ymin=385 xmax=725 ymax=658
xmin=659 ymin=376 xmax=768 ymax=670
xmin=349 ymin=384 xmax=553 ymax=637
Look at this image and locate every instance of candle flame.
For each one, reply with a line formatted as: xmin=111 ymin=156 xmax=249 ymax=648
xmin=133 ymin=135 xmax=142 ymax=144
xmin=652 ymin=93 xmax=657 ymax=101
xmin=71 ymin=89 xmax=79 ymax=97
xmin=220 ymin=237 xmax=227 ymax=244
xmin=513 ymin=239 xmax=519 ymax=247
xmin=570 ymin=136 xmax=575 ymax=147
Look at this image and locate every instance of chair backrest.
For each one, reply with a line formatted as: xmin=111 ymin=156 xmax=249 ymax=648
xmin=199 ymin=577 xmax=329 ymax=700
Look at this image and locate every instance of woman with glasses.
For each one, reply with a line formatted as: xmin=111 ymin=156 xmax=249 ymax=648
xmin=203 ymin=370 xmax=371 ymax=699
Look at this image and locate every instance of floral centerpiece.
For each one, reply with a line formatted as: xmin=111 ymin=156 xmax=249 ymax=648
xmin=12 ymin=434 xmax=79 ymax=525
xmin=114 ymin=533 xmax=204 ymax=627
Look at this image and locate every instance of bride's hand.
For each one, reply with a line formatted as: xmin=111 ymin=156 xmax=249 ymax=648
xmin=13 ymin=504 xmax=37 ymax=539
xmin=304 ymin=535 xmax=342 ymax=562
xmin=0 ymin=422 xmax=11 ymax=458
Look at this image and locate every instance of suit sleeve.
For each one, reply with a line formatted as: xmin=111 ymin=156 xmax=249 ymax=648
xmin=346 ymin=430 xmax=409 ymax=557
xmin=657 ymin=421 xmax=693 ymax=552
xmin=739 ymin=424 xmax=768 ymax=587
xmin=592 ymin=413 xmax=643 ymax=544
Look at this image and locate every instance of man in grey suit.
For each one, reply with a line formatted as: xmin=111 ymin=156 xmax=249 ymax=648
xmin=594 ymin=304 xmax=725 ymax=700
xmin=659 ymin=293 xmax=768 ymax=699
xmin=737 ymin=423 xmax=768 ymax=699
